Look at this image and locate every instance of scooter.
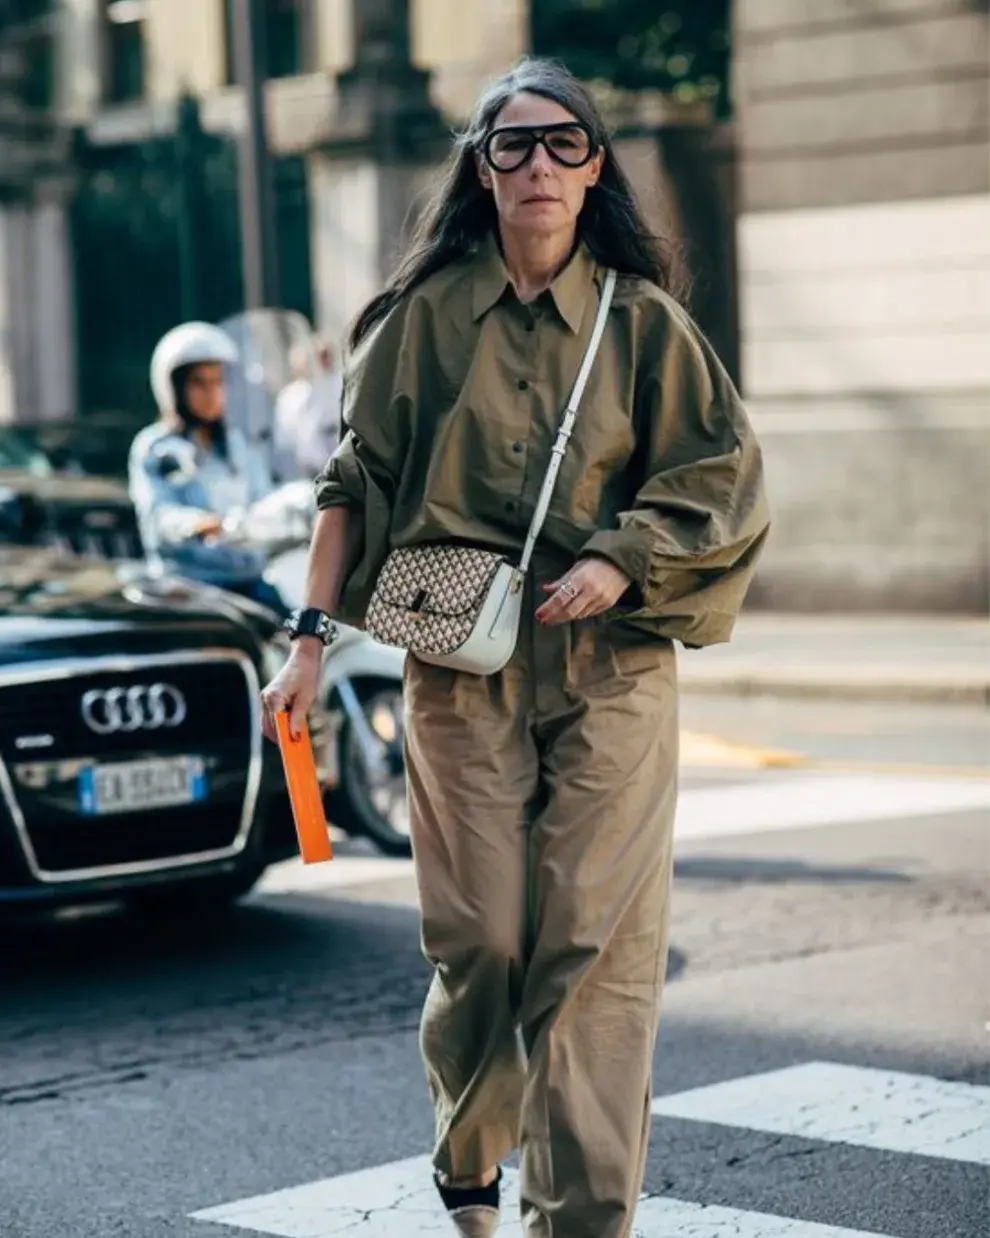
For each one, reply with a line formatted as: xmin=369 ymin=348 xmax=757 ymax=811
xmin=261 ymin=534 xmax=410 ymax=859
xmin=215 ymin=312 xmax=412 ymax=858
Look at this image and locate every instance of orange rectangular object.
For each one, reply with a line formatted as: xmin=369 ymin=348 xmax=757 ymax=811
xmin=274 ymin=712 xmax=334 ymax=864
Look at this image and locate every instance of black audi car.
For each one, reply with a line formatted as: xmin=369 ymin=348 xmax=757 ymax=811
xmin=0 ymin=425 xmax=143 ymax=561
xmin=0 ymin=545 xmax=307 ymax=913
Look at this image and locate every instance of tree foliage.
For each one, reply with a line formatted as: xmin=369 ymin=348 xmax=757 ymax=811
xmin=531 ymin=0 xmax=732 ymax=118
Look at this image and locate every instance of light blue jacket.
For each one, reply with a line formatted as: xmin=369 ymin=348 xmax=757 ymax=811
xmin=128 ymin=421 xmax=272 ymax=586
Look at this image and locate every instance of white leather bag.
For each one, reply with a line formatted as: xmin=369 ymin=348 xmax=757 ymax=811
xmin=364 ymin=268 xmax=618 ymax=676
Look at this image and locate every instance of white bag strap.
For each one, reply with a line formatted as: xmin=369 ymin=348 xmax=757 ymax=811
xmin=518 ymin=267 xmax=617 ymax=575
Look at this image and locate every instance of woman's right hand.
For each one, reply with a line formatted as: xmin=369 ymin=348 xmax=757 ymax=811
xmin=260 ymin=642 xmax=322 ymax=743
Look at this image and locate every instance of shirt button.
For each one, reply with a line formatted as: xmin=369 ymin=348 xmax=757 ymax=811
xmin=525 ymin=320 xmax=535 ymax=333
xmin=517 ymin=379 xmax=529 ymax=391
xmin=512 ymin=441 xmax=523 ymax=453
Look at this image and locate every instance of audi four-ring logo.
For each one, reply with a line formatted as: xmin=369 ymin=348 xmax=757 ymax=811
xmin=80 ymin=684 xmax=188 ymax=735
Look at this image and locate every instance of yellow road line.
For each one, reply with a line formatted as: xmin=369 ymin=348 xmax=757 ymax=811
xmin=799 ymin=758 xmax=990 ymax=781
xmin=680 ymin=731 xmax=807 ymax=769
xmin=679 ymin=731 xmax=990 ymax=780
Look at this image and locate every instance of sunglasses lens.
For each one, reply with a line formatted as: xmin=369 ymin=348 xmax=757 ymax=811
xmin=488 ymin=131 xmax=536 ymax=172
xmin=545 ymin=125 xmax=592 ymax=166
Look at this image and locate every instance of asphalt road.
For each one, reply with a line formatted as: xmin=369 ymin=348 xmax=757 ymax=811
xmin=1 ymin=696 xmax=987 ymax=1238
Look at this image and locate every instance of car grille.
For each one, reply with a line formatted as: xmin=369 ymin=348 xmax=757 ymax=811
xmin=0 ymin=659 xmax=251 ymax=760
xmin=42 ymin=508 xmax=144 ymax=561
xmin=0 ymin=653 xmax=260 ymax=881
xmin=24 ymin=808 xmax=247 ymax=876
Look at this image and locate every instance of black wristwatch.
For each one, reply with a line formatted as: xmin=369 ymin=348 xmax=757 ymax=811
xmin=284 ymin=607 xmax=339 ymax=646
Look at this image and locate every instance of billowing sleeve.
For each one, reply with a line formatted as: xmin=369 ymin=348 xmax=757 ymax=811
xmin=312 ymin=301 xmax=416 ymax=623
xmin=314 ymin=303 xmax=413 ymax=512
xmin=582 ymin=299 xmax=771 ymax=647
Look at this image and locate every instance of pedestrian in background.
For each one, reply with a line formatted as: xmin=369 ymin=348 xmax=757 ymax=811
xmin=272 ymin=335 xmax=344 ymax=482
xmin=262 ymin=56 xmax=770 ymax=1238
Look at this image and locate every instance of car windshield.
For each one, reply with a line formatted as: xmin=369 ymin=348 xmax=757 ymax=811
xmin=0 ymin=428 xmax=53 ymax=477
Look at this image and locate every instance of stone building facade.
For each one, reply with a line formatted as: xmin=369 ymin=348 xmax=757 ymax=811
xmin=731 ymin=0 xmax=989 ymax=611
xmin=2 ymin=0 xmax=986 ymax=610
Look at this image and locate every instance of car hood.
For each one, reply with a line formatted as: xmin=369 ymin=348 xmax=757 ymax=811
xmin=0 ymin=469 xmax=131 ymax=505
xmin=0 ymin=547 xmax=280 ymax=663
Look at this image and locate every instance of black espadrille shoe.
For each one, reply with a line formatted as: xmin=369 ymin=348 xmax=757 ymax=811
xmin=433 ymin=1166 xmax=502 ymax=1237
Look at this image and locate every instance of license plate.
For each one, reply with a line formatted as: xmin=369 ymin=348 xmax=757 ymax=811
xmin=79 ymin=756 xmax=207 ymax=816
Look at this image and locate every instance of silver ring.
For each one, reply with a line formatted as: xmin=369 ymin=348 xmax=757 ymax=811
xmin=559 ymin=580 xmax=580 ymax=600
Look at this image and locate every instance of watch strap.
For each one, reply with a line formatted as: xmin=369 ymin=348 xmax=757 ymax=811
xmin=285 ymin=607 xmax=338 ymax=645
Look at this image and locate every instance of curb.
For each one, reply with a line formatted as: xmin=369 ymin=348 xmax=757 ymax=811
xmin=678 ymin=672 xmax=990 ymax=708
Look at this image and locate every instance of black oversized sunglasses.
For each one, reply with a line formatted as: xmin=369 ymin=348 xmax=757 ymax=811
xmin=481 ymin=122 xmax=597 ymax=174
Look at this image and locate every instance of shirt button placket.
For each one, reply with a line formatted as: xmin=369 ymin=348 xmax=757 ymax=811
xmin=513 ymin=311 xmax=539 ymax=521
xmin=512 ymin=374 xmax=530 ymax=518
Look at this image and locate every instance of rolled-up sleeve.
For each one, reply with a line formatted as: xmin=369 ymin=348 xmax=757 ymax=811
xmin=583 ymin=300 xmax=771 ymax=646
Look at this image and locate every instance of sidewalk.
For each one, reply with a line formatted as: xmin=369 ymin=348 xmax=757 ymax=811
xmin=678 ymin=614 xmax=990 ymax=707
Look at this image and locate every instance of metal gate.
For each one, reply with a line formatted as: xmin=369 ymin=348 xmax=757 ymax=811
xmin=69 ymin=96 xmax=313 ymax=472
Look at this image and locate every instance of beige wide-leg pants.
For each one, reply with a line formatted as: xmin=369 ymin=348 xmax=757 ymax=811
xmin=404 ymin=566 xmax=679 ymax=1238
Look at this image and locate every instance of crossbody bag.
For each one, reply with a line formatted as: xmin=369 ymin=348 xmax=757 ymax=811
xmin=364 ymin=267 xmax=618 ymax=676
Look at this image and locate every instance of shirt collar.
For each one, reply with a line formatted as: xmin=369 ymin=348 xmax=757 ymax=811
xmin=471 ymin=230 xmax=601 ymax=334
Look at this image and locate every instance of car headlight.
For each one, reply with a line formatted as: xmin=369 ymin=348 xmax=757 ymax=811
xmin=260 ymin=630 xmax=292 ymax=683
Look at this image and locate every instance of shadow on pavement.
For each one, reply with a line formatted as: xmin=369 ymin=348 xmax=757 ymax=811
xmin=674 ymin=856 xmax=913 ymax=885
xmin=0 ymin=894 xmax=687 ymax=1108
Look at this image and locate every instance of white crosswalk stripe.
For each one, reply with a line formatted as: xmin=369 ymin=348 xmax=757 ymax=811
xmin=190 ymin=1153 xmax=891 ymax=1238
xmin=671 ymin=772 xmax=990 ymax=842
xmin=189 ymin=1060 xmax=987 ymax=1237
xmin=651 ymin=1062 xmax=990 ymax=1166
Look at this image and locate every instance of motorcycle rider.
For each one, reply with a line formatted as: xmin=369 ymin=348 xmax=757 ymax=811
xmin=128 ymin=321 xmax=283 ymax=609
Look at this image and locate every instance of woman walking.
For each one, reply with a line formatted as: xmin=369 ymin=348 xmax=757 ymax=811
xmin=263 ymin=57 xmax=770 ymax=1238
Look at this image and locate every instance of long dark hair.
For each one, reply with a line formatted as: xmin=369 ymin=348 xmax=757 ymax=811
xmin=171 ymin=363 xmax=229 ymax=460
xmin=349 ymin=56 xmax=678 ymax=349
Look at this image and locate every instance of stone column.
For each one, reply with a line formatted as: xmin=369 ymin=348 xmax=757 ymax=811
xmin=29 ymin=185 xmax=79 ymax=424
xmin=336 ymin=0 xmax=432 ymax=139
xmin=306 ymin=0 xmax=449 ymax=346
xmin=0 ymin=186 xmax=78 ymax=426
xmin=57 ymin=0 xmax=103 ymax=125
xmin=609 ymin=93 xmax=740 ymax=385
xmin=0 ymin=206 xmax=32 ymax=425
xmin=0 ymin=17 xmax=76 ymax=424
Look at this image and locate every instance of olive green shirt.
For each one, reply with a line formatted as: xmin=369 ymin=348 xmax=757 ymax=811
xmin=315 ymin=232 xmax=770 ymax=647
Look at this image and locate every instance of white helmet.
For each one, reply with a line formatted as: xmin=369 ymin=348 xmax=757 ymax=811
xmin=149 ymin=321 xmax=240 ymax=416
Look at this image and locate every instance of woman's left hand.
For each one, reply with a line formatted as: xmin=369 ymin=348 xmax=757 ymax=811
xmin=535 ymin=557 xmax=633 ymax=625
